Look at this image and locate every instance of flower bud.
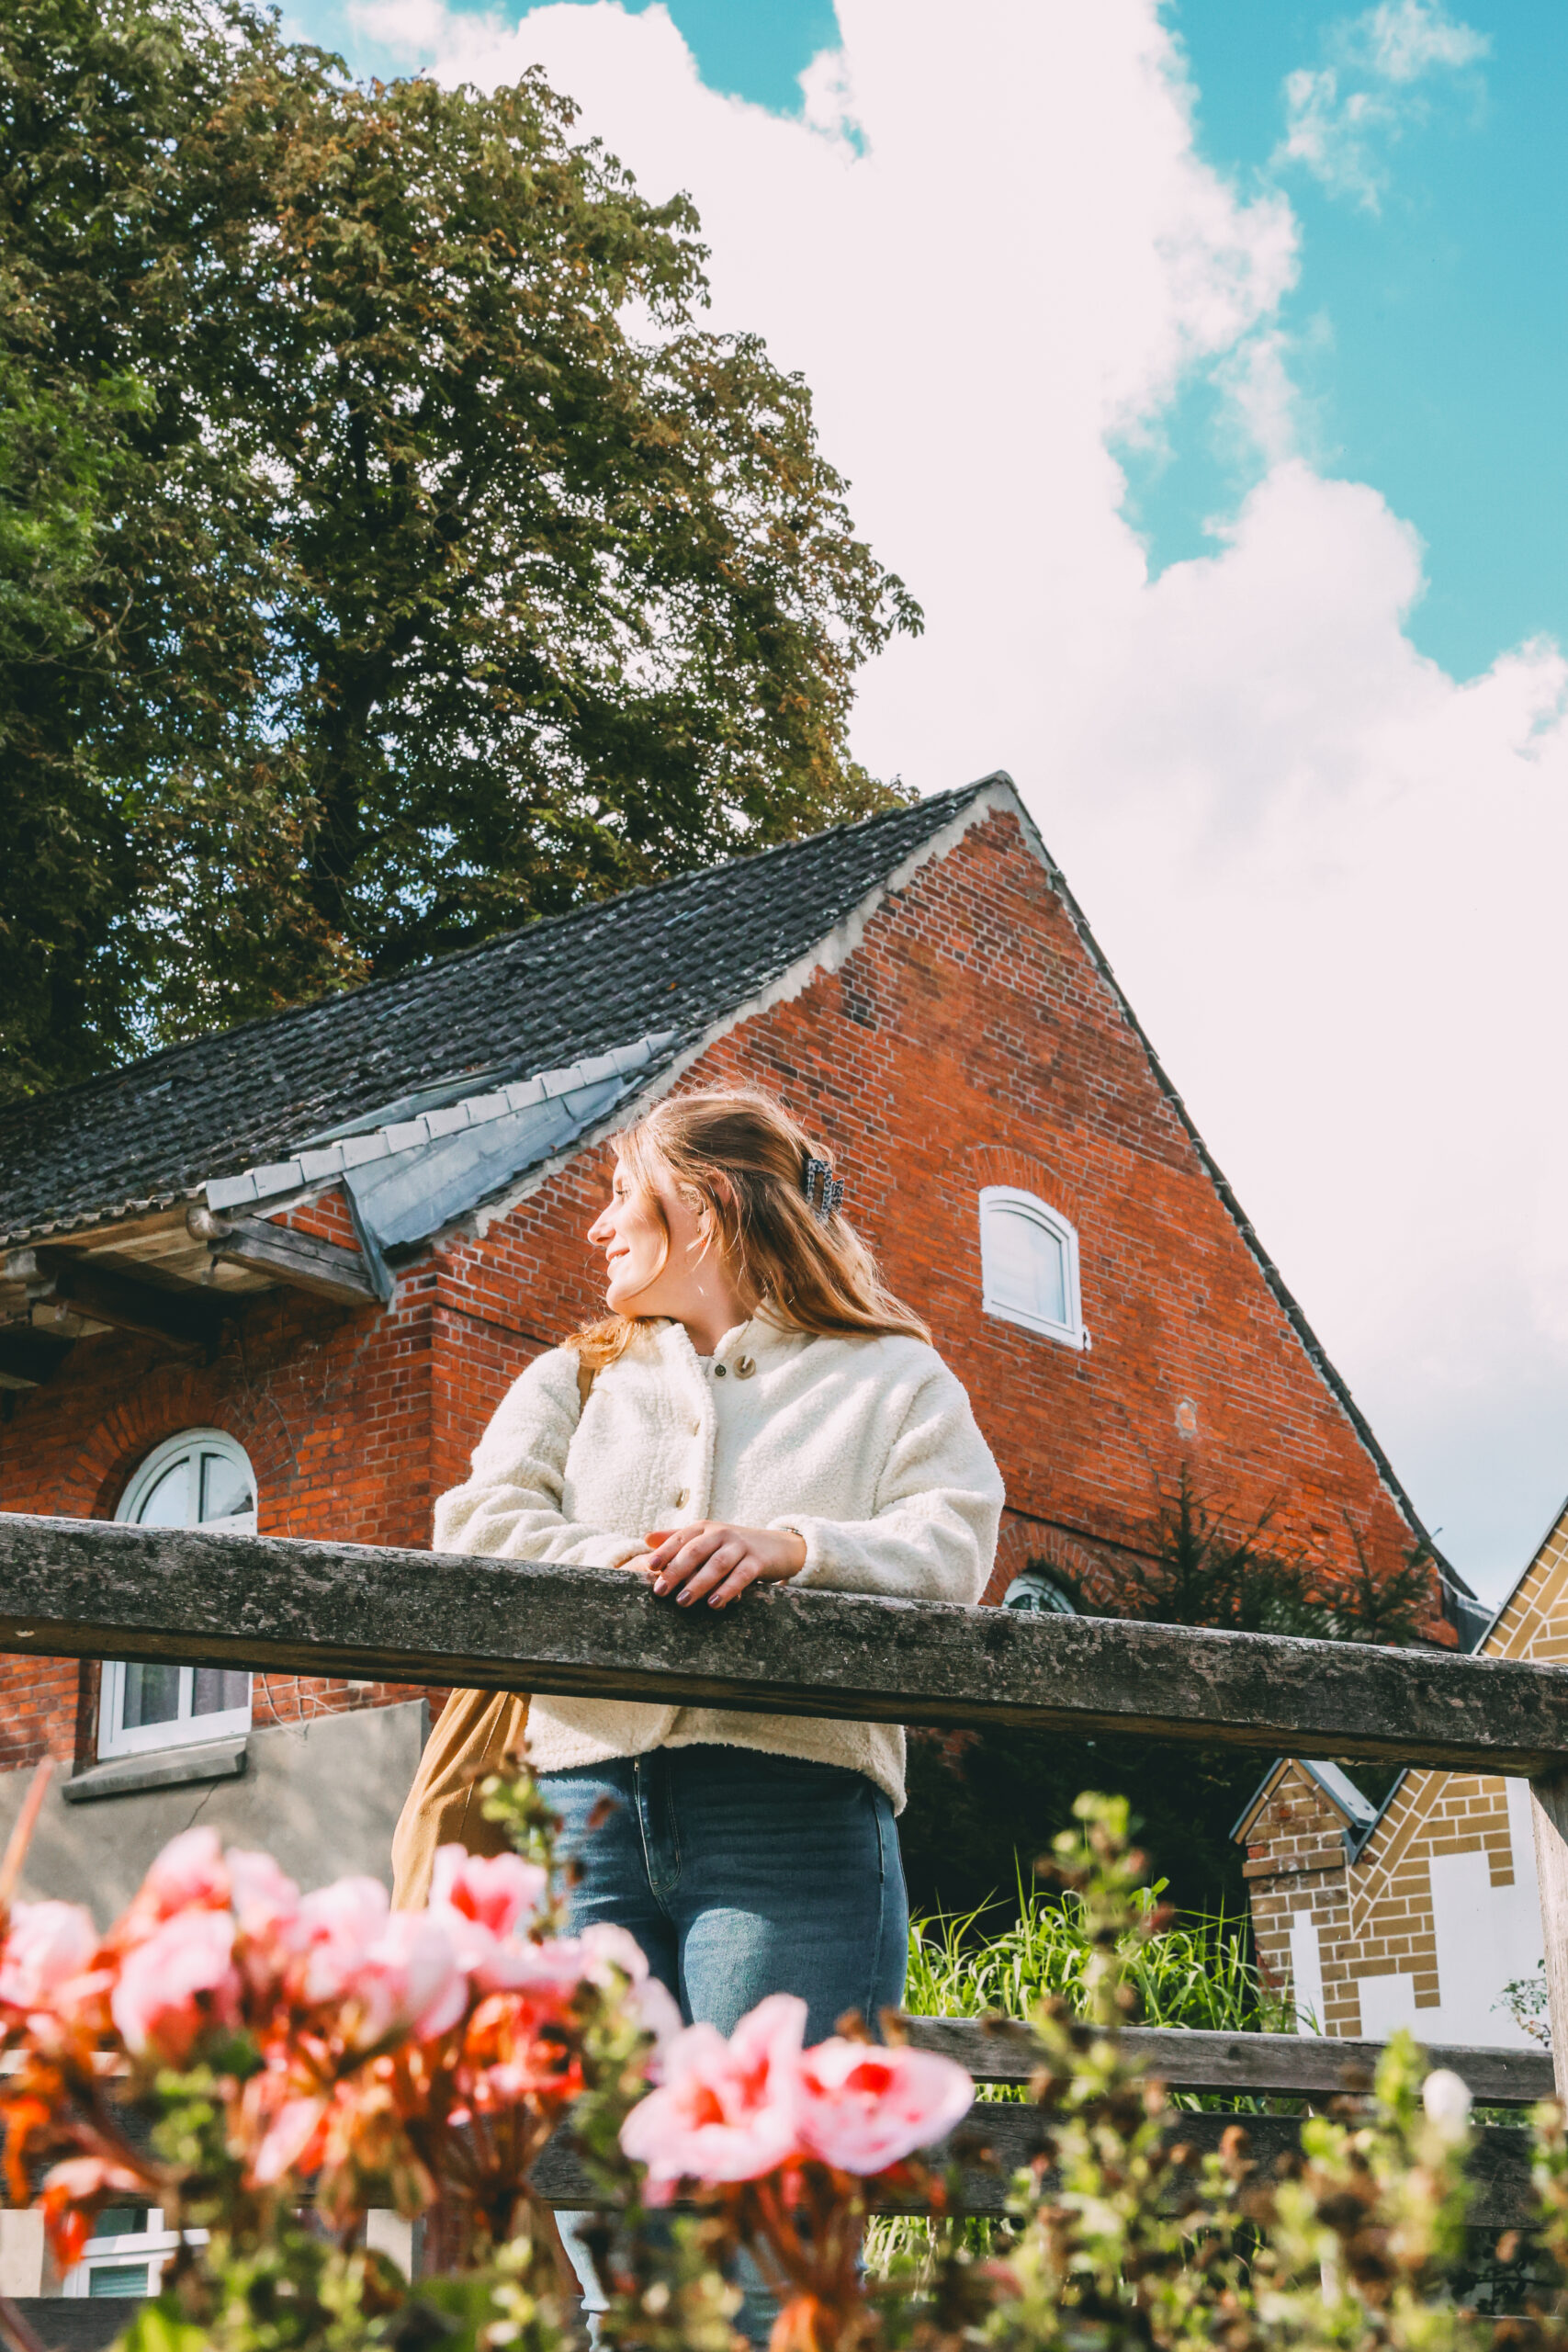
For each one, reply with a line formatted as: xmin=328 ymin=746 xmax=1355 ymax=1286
xmin=1421 ymin=2066 xmax=1472 ymax=2141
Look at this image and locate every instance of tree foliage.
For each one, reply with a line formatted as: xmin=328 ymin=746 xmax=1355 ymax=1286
xmin=0 ymin=0 xmax=919 ymax=1099
xmin=1094 ymin=1472 xmax=1438 ymax=1648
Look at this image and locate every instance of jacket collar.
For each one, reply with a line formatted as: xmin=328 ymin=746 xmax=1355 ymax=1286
xmin=643 ymin=1312 xmax=809 ymax=1378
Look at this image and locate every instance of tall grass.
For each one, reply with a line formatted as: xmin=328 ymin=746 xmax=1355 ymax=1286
xmin=903 ymin=1871 xmax=1289 ymax=2037
xmin=866 ymin=1878 xmax=1288 ymax=2278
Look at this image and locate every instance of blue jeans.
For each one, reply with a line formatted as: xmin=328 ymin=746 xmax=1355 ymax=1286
xmin=540 ymin=1745 xmax=908 ymax=2333
xmin=542 ymin=1744 xmax=908 ymax=2037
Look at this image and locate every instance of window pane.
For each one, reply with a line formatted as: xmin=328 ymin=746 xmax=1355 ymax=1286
xmin=199 ymin=1452 xmax=254 ymax=1528
xmin=90 ymin=2212 xmax=149 ymax=2242
xmin=192 ymin=1668 xmax=250 ymax=1718
xmin=990 ymin=1207 xmax=1066 ymax=1326
xmin=121 ymin=1664 xmax=182 ymax=1728
xmin=88 ymin=2264 xmax=150 ymax=2298
xmin=134 ymin=1459 xmax=191 ymax=1527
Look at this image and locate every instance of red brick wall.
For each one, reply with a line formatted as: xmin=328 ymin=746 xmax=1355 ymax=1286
xmin=0 ymin=1262 xmax=437 ymax=1766
xmin=0 ymin=804 xmax=1440 ymax=1772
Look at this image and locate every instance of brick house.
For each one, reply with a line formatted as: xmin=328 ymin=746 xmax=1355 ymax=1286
xmin=0 ymin=772 xmax=1478 ymax=2281
xmin=1235 ymin=1497 xmax=1566 ymax=2051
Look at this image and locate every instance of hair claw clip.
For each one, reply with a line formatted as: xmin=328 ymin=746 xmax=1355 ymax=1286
xmin=803 ymin=1159 xmax=845 ymax=1223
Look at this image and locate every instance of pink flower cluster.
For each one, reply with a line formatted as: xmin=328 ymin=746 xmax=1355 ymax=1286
xmin=0 ymin=1827 xmax=674 ymax=2263
xmin=620 ymin=1994 xmax=973 ymax=2192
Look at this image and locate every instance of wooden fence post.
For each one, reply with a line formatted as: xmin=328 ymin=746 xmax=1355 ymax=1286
xmin=1530 ymin=1773 xmax=1568 ymax=2099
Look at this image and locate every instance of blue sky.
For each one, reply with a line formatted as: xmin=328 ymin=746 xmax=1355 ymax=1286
xmin=1159 ymin=0 xmax=1566 ymax=682
xmin=297 ymin=0 xmax=1567 ymax=685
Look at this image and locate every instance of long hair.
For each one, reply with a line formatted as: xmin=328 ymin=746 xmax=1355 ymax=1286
xmin=572 ymin=1088 xmax=929 ymax=1369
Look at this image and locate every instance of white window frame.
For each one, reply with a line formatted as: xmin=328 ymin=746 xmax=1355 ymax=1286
xmin=63 ymin=2208 xmax=204 ymax=2300
xmin=978 ymin=1186 xmax=1086 ymax=1349
xmin=102 ymin=1430 xmax=254 ymax=1760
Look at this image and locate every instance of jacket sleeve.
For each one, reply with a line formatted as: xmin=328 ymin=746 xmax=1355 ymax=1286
xmin=768 ymin=1361 xmax=1004 ymax=1605
xmin=432 ymin=1349 xmax=645 ymax=1571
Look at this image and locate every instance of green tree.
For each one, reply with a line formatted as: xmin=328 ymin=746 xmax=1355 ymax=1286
xmin=0 ymin=0 xmax=919 ymax=1101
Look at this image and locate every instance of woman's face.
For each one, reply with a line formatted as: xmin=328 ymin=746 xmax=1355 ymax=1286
xmin=588 ymin=1151 xmax=713 ymax=1320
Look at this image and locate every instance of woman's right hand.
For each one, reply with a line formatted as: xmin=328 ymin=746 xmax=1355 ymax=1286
xmin=628 ymin=1521 xmax=807 ymax=1610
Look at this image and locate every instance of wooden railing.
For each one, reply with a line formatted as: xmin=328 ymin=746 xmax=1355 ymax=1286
xmin=2 ymin=1514 xmax=1566 ymax=2226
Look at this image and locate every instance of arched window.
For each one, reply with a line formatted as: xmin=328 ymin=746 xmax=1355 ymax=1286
xmin=101 ymin=1430 xmax=255 ymax=1758
xmin=1002 ymin=1567 xmax=1077 ymax=1616
xmin=979 ymin=1187 xmax=1085 ymax=1347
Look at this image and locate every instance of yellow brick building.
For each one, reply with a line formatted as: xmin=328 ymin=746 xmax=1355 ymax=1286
xmin=1235 ymin=1498 xmax=1568 ymax=2046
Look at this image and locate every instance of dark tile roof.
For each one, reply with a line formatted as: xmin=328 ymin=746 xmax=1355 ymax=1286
xmin=0 ymin=780 xmax=1000 ymax=1244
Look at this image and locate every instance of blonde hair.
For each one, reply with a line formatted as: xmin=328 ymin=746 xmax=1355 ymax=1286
xmin=572 ymin=1088 xmax=929 ymax=1369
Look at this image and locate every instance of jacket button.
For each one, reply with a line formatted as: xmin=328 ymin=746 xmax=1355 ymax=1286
xmin=674 ymin=1488 xmax=690 ymax=1510
xmin=735 ymin=1355 xmax=756 ymax=1379
xmin=714 ymin=1363 xmax=728 ymax=1378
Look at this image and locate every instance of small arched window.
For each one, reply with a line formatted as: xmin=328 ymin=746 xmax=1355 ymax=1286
xmin=1002 ymin=1567 xmax=1077 ymax=1616
xmin=101 ymin=1430 xmax=255 ymax=1758
xmin=979 ymin=1187 xmax=1085 ymax=1348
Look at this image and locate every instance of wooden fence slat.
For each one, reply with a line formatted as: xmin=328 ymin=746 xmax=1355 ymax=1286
xmin=897 ymin=2018 xmax=1556 ymax=2105
xmin=3 ymin=1517 xmax=1567 ymax=1774
xmin=528 ymin=2105 xmax=1539 ymax=2227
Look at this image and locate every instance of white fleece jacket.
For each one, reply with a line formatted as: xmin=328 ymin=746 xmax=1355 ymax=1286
xmin=432 ymin=1317 xmax=1004 ymax=1810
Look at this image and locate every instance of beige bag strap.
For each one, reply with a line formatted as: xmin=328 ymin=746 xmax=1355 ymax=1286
xmin=576 ymin=1351 xmax=594 ymax=1414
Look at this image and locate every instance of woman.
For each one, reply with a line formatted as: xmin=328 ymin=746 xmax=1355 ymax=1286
xmin=434 ymin=1088 xmax=1001 ymax=2188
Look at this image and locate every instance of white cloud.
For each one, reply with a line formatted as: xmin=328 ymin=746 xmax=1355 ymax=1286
xmin=1356 ymin=0 xmax=1489 ymax=82
xmin=1278 ymin=69 xmax=1399 ymax=210
xmin=339 ymin=0 xmax=1568 ymax=1599
xmin=1275 ymin=0 xmax=1488 ymax=210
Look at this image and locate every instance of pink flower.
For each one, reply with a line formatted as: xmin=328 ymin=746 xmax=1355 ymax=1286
xmin=575 ymin=1928 xmax=682 ymax=2066
xmin=579 ymin=1921 xmax=654 ymax=1985
xmin=130 ymin=1826 xmax=230 ymax=1928
xmin=111 ymin=1908 xmax=241 ymax=2063
xmin=468 ymin=1934 xmax=594 ymax=1999
xmin=40 ymin=2155 xmax=151 ymax=2266
xmin=247 ymin=2089 xmax=329 ymax=2186
xmin=620 ymin=1993 xmax=807 ymax=2187
xmin=352 ymin=1913 xmax=468 ymax=2047
xmin=0 ymin=1902 xmax=98 ymax=2016
xmin=290 ymin=1878 xmax=465 ymax=2046
xmin=293 ymin=1878 xmax=392 ymax=2006
xmin=428 ymin=1848 xmax=546 ymax=1954
xmin=227 ymin=1849 xmax=300 ymax=1941
xmin=797 ymin=2040 xmax=973 ymax=2176
xmin=628 ymin=1973 xmax=682 ymax=2069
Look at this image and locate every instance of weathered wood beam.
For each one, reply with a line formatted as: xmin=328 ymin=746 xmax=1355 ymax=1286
xmin=192 ymin=1210 xmax=381 ymax=1308
xmin=899 ymin=2017 xmax=1555 ymax=2104
xmin=529 ymin=2106 xmax=1538 ymax=2226
xmin=1 ymin=1517 xmax=1566 ymax=1775
xmin=33 ymin=1259 xmax=224 ymax=1354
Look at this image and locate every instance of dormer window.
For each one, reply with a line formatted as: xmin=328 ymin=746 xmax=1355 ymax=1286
xmin=979 ymin=1187 xmax=1086 ymax=1348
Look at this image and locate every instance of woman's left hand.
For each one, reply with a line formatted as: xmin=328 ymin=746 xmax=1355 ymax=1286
xmin=631 ymin=1521 xmax=807 ymax=1609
